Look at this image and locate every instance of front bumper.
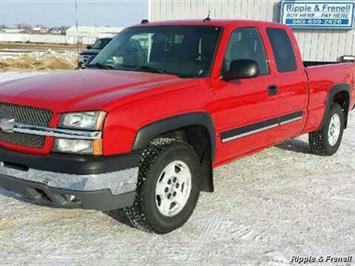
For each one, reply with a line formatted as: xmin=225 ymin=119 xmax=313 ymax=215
xmin=0 ymin=148 xmax=140 ymax=210
xmin=78 ymin=54 xmax=96 ymax=69
xmin=0 ymin=174 xmax=136 ymax=210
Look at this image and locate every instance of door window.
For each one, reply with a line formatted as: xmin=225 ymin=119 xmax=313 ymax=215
xmin=223 ymin=28 xmax=269 ymax=75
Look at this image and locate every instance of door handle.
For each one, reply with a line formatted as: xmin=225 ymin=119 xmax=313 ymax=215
xmin=267 ymin=85 xmax=279 ymax=96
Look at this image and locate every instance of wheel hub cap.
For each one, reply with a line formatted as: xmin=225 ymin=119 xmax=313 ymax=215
xmin=155 ymin=160 xmax=192 ymax=217
xmin=328 ymin=113 xmax=341 ymax=146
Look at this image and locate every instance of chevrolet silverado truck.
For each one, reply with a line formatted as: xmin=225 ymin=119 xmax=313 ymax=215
xmin=0 ymin=20 xmax=354 ymax=234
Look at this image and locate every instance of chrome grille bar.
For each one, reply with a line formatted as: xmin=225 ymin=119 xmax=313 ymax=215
xmin=12 ymin=123 xmax=102 ymax=140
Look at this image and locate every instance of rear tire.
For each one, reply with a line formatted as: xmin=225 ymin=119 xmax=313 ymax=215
xmin=124 ymin=138 xmax=201 ymax=234
xmin=309 ymin=103 xmax=344 ymax=156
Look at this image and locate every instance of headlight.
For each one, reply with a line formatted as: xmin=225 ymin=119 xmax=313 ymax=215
xmin=59 ymin=111 xmax=106 ymax=130
xmin=55 ymin=111 xmax=105 ymax=155
xmin=53 ymin=139 xmax=102 ymax=155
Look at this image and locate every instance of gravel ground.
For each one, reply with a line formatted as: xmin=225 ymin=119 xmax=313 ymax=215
xmin=0 ymin=72 xmax=354 ymax=265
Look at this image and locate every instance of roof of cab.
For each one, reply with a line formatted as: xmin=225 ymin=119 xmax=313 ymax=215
xmin=130 ymin=19 xmax=285 ymax=29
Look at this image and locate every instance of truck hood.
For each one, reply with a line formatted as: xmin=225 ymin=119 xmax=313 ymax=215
xmin=0 ymin=70 xmax=187 ymax=113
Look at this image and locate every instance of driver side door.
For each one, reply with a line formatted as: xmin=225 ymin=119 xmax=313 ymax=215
xmin=213 ymin=27 xmax=283 ymax=163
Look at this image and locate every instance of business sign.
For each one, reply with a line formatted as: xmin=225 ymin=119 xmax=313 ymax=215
xmin=280 ymin=1 xmax=355 ymax=29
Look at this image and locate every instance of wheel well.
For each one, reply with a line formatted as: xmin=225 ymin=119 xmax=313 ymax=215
xmin=156 ymin=126 xmax=214 ymax=193
xmin=333 ymin=91 xmax=350 ymax=128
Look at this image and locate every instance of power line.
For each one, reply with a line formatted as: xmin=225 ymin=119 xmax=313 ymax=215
xmin=74 ymin=0 xmax=79 ymax=61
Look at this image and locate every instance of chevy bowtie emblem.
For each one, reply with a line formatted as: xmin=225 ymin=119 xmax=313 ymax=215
xmin=0 ymin=118 xmax=15 ymax=133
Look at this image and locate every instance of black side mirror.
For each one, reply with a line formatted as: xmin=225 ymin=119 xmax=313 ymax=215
xmin=223 ymin=59 xmax=259 ymax=81
xmin=87 ymin=45 xmax=92 ymax=49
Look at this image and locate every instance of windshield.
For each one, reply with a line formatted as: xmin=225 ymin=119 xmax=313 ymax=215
xmin=89 ymin=26 xmax=222 ymax=78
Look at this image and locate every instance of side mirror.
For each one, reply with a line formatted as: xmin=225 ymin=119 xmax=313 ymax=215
xmin=87 ymin=45 xmax=92 ymax=49
xmin=223 ymin=59 xmax=259 ymax=81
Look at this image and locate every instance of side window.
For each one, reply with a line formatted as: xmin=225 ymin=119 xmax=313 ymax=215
xmin=266 ymin=28 xmax=297 ymax=72
xmin=224 ymin=28 xmax=269 ymax=75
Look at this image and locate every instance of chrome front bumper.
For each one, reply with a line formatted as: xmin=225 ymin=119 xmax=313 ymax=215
xmin=0 ymin=148 xmax=140 ymax=210
xmin=0 ymin=162 xmax=138 ymax=196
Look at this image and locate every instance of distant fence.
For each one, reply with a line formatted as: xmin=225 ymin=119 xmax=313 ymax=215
xmin=0 ymin=33 xmax=114 ymax=45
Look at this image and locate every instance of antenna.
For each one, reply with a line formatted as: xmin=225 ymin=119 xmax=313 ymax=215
xmin=203 ymin=10 xmax=211 ymax=22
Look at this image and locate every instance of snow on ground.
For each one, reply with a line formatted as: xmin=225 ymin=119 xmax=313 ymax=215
xmin=0 ymin=49 xmax=78 ymax=60
xmin=0 ymin=72 xmax=354 ymax=265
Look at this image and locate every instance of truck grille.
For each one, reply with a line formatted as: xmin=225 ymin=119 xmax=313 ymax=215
xmin=79 ymin=54 xmax=95 ymax=68
xmin=0 ymin=103 xmax=53 ymax=149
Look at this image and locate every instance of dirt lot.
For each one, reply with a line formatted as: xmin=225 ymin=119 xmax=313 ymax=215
xmin=0 ymin=42 xmax=79 ymax=71
xmin=0 ymin=73 xmax=354 ymax=265
xmin=0 ymin=54 xmax=76 ymax=71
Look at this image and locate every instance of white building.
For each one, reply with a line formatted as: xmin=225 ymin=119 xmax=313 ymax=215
xmin=66 ymin=26 xmax=123 ymax=44
xmin=148 ymin=0 xmax=355 ymax=62
xmin=1 ymin=29 xmax=26 ymax=34
xmin=0 ymin=26 xmax=122 ymax=45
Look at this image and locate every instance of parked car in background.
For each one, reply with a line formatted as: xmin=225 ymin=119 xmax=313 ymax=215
xmin=78 ymin=37 xmax=112 ymax=68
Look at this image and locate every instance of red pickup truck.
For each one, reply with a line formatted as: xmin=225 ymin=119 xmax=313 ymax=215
xmin=0 ymin=20 xmax=354 ymax=234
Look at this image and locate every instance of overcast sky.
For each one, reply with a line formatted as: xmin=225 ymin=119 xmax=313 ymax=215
xmin=0 ymin=0 xmax=148 ymax=27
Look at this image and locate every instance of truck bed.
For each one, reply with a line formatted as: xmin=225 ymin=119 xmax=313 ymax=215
xmin=304 ymin=56 xmax=354 ymax=67
xmin=304 ymin=61 xmax=343 ymax=67
xmin=304 ymin=62 xmax=355 ymax=132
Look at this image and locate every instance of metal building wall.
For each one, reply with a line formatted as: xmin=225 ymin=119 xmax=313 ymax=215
xmin=149 ymin=0 xmax=355 ymax=61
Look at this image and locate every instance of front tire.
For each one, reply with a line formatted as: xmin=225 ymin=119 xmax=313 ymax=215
xmin=309 ymin=103 xmax=345 ymax=156
xmin=124 ymin=138 xmax=201 ymax=234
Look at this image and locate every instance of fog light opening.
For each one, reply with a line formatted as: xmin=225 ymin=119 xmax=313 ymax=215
xmin=64 ymin=194 xmax=82 ymax=205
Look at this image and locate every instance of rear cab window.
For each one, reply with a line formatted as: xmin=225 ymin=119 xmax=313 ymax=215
xmin=266 ymin=28 xmax=297 ymax=73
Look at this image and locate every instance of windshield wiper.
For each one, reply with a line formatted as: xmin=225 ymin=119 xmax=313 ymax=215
xmin=87 ymin=63 xmax=116 ymax=70
xmin=134 ymin=65 xmax=171 ymax=74
xmin=136 ymin=65 xmax=196 ymax=78
xmin=87 ymin=63 xmax=185 ymax=77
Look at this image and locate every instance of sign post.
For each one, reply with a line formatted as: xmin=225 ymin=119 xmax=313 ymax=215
xmin=280 ymin=1 xmax=355 ymax=29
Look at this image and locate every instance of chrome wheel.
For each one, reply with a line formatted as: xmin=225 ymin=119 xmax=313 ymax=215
xmin=155 ymin=160 xmax=192 ymax=217
xmin=328 ymin=113 xmax=341 ymax=146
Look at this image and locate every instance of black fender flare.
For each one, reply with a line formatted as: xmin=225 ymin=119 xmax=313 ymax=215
xmin=319 ymin=83 xmax=350 ymax=129
xmin=132 ymin=112 xmax=216 ymax=160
